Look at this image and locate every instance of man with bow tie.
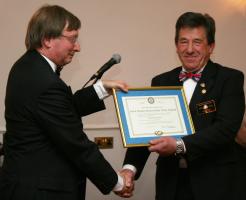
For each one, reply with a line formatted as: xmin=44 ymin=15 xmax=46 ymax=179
xmin=121 ymin=12 xmax=245 ymax=200
xmin=0 ymin=5 xmax=133 ymax=200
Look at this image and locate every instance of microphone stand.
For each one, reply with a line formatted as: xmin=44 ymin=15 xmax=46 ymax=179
xmin=82 ymin=54 xmax=121 ymax=89
xmin=81 ymin=74 xmax=102 ymax=89
xmin=82 ymin=77 xmax=94 ymax=89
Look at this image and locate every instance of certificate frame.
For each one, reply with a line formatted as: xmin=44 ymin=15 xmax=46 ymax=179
xmin=113 ymin=86 xmax=195 ymax=147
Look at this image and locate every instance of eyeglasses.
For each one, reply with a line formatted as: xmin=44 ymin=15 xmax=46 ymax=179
xmin=60 ymin=35 xmax=79 ymax=44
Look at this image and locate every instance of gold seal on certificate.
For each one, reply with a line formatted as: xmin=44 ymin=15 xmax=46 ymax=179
xmin=113 ymin=87 xmax=195 ymax=147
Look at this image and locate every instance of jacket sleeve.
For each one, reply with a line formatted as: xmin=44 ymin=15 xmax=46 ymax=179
xmin=183 ymin=70 xmax=245 ymax=161
xmin=122 ymin=76 xmax=164 ymax=179
xmin=35 ymin=82 xmax=117 ymax=194
xmin=73 ymin=85 xmax=105 ymax=117
xmin=123 ymin=147 xmax=150 ymax=179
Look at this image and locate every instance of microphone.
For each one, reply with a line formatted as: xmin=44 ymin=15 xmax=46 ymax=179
xmin=89 ymin=54 xmax=121 ymax=81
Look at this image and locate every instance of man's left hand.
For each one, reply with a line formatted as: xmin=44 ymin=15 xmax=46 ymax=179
xmin=102 ymin=80 xmax=128 ymax=94
xmin=148 ymin=136 xmax=176 ymax=156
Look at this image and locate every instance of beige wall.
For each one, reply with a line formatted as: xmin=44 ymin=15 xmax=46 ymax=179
xmin=0 ymin=0 xmax=245 ymax=199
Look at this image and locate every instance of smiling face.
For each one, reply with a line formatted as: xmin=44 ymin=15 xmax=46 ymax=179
xmin=176 ymin=26 xmax=215 ymax=72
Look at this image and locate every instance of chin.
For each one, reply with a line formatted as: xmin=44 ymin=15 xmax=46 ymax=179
xmin=184 ymin=65 xmax=198 ymax=71
xmin=64 ymin=59 xmax=72 ymax=65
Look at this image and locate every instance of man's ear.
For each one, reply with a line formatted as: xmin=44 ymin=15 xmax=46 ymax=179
xmin=209 ymin=43 xmax=215 ymax=54
xmin=42 ymin=37 xmax=52 ymax=48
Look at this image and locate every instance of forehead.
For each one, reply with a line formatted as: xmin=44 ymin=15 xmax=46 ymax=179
xmin=178 ymin=26 xmax=207 ymax=39
xmin=62 ymin=28 xmax=79 ymax=37
xmin=62 ymin=22 xmax=80 ymax=35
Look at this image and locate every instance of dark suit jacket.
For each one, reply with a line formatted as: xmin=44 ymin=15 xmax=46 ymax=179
xmin=0 ymin=50 xmax=118 ymax=200
xmin=124 ymin=60 xmax=246 ymax=200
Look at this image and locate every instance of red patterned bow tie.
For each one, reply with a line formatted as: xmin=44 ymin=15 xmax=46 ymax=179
xmin=179 ymin=71 xmax=202 ymax=82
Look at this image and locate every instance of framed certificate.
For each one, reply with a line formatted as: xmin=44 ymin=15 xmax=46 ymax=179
xmin=113 ymin=86 xmax=195 ymax=147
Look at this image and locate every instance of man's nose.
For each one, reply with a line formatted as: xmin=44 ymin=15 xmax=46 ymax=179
xmin=74 ymin=42 xmax=80 ymax=52
xmin=187 ymin=41 xmax=194 ymax=53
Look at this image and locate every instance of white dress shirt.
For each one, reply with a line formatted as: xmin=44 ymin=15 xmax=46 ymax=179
xmin=182 ymin=66 xmax=204 ymax=105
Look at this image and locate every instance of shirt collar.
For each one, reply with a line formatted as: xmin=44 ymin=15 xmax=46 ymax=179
xmin=182 ymin=65 xmax=206 ymax=74
xmin=40 ymin=54 xmax=57 ymax=73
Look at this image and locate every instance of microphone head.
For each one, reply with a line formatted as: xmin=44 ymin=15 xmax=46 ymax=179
xmin=112 ymin=54 xmax=121 ymax=64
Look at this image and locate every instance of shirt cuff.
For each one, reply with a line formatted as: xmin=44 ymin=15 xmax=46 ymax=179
xmin=122 ymin=164 xmax=137 ymax=174
xmin=93 ymin=80 xmax=109 ymax=100
xmin=113 ymin=174 xmax=124 ymax=192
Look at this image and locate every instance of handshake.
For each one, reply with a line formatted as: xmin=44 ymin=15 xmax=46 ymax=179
xmin=114 ymin=168 xmax=135 ymax=198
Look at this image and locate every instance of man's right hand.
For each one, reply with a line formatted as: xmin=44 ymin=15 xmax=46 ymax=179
xmin=114 ymin=169 xmax=135 ymax=198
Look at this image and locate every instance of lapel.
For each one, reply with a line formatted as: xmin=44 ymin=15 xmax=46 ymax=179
xmin=67 ymin=86 xmax=73 ymax=96
xmin=168 ymin=68 xmax=183 ymax=86
xmin=189 ymin=60 xmax=217 ymax=114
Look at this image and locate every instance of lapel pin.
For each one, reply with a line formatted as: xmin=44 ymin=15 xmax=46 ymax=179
xmin=201 ymin=89 xmax=207 ymax=94
xmin=203 ymin=104 xmax=208 ymax=110
xmin=200 ymin=83 xmax=206 ymax=88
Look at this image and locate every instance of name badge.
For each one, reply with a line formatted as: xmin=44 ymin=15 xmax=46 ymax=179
xmin=196 ymin=100 xmax=216 ymax=115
